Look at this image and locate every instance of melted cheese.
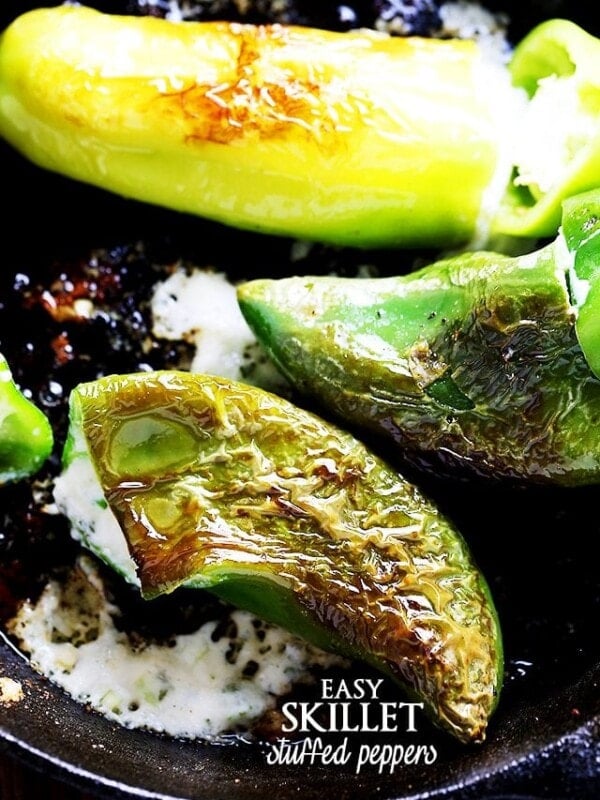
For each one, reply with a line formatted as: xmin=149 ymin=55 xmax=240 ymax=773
xmin=151 ymin=268 xmax=288 ymax=393
xmin=9 ymin=558 xmax=343 ymax=739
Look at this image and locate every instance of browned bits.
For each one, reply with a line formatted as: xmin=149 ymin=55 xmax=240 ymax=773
xmin=155 ymin=25 xmax=326 ymax=146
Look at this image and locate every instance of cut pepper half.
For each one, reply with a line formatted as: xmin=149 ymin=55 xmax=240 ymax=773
xmin=62 ymin=371 xmax=502 ymax=743
xmin=496 ymin=19 xmax=600 ymax=238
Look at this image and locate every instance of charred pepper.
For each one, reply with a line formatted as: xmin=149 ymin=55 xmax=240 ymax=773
xmin=62 ymin=371 xmax=502 ymax=743
xmin=238 ymin=188 xmax=600 ymax=485
xmin=0 ymin=353 xmax=53 ymax=485
xmin=2 ymin=6 xmax=600 ymax=247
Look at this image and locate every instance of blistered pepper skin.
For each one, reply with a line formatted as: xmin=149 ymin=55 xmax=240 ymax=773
xmin=65 ymin=371 xmax=502 ymax=743
xmin=0 ymin=354 xmax=53 ymax=485
xmin=238 ymin=193 xmax=600 ymax=486
xmin=0 ymin=5 xmax=507 ymax=248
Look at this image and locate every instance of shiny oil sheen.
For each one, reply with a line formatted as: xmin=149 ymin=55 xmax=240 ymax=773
xmin=238 ymin=226 xmax=600 ymax=485
xmin=64 ymin=371 xmax=502 ymax=743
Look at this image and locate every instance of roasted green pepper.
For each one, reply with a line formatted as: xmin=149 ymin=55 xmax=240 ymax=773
xmin=238 ymin=188 xmax=600 ymax=486
xmin=62 ymin=371 xmax=502 ymax=743
xmin=0 ymin=353 xmax=53 ymax=485
xmin=2 ymin=7 xmax=600 ymax=248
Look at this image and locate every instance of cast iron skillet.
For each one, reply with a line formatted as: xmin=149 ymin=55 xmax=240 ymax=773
xmin=0 ymin=2 xmax=599 ymax=798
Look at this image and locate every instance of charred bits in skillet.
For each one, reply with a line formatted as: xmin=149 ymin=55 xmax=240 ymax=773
xmin=0 ymin=243 xmax=195 ymax=625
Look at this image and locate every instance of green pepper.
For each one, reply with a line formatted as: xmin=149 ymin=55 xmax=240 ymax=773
xmin=2 ymin=6 xmax=600 ymax=248
xmin=238 ymin=188 xmax=600 ymax=486
xmin=63 ymin=371 xmax=502 ymax=743
xmin=0 ymin=5 xmax=509 ymax=249
xmin=494 ymin=19 xmax=600 ymax=239
xmin=562 ymin=188 xmax=600 ymax=380
xmin=0 ymin=353 xmax=53 ymax=485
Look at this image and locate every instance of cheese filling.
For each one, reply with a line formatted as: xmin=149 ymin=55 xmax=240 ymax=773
xmin=9 ymin=558 xmax=342 ymax=740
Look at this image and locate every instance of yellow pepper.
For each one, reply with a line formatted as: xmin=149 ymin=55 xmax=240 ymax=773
xmin=0 ymin=4 xmax=511 ymax=248
xmin=4 ymin=7 xmax=600 ymax=248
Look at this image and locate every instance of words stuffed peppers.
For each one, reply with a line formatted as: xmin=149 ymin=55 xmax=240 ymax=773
xmin=238 ymin=188 xmax=600 ymax=485
xmin=1 ymin=6 xmax=600 ymax=247
xmin=62 ymin=371 xmax=502 ymax=743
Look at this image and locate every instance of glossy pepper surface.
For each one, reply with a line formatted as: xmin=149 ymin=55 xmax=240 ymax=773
xmin=0 ymin=4 xmax=562 ymax=248
xmin=561 ymin=189 xmax=600 ymax=380
xmin=238 ymin=189 xmax=600 ymax=486
xmin=63 ymin=371 xmax=502 ymax=743
xmin=0 ymin=353 xmax=53 ymax=485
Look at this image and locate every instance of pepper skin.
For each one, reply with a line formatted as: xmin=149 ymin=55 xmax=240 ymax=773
xmin=0 ymin=4 xmax=514 ymax=248
xmin=63 ymin=371 xmax=502 ymax=743
xmin=562 ymin=188 xmax=600 ymax=381
xmin=0 ymin=353 xmax=53 ymax=485
xmin=3 ymin=8 xmax=600 ymax=249
xmin=238 ymin=190 xmax=600 ymax=486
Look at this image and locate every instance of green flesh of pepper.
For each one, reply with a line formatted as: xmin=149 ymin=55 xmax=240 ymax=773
xmin=0 ymin=353 xmax=53 ymax=485
xmin=238 ymin=190 xmax=600 ymax=486
xmin=64 ymin=371 xmax=502 ymax=744
xmin=495 ymin=20 xmax=600 ymax=239
xmin=562 ymin=188 xmax=600 ymax=381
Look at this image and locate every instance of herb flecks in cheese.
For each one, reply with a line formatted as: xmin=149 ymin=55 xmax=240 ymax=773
xmin=9 ymin=558 xmax=343 ymax=739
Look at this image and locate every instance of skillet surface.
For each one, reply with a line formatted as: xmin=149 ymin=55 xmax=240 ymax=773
xmin=1 ymin=2 xmax=599 ymax=797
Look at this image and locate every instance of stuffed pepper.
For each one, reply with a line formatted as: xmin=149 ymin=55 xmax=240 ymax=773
xmin=238 ymin=188 xmax=600 ymax=484
xmin=57 ymin=371 xmax=503 ymax=744
xmin=1 ymin=6 xmax=600 ymax=247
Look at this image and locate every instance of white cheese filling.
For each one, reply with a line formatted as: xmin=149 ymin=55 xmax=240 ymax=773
xmin=9 ymin=558 xmax=342 ymax=740
xmin=150 ymin=268 xmax=288 ymax=393
xmin=512 ymin=73 xmax=598 ymax=200
xmin=47 ymin=265 xmax=341 ymax=740
xmin=470 ymin=52 xmax=527 ymax=249
xmin=53 ymin=452 xmax=139 ymax=585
